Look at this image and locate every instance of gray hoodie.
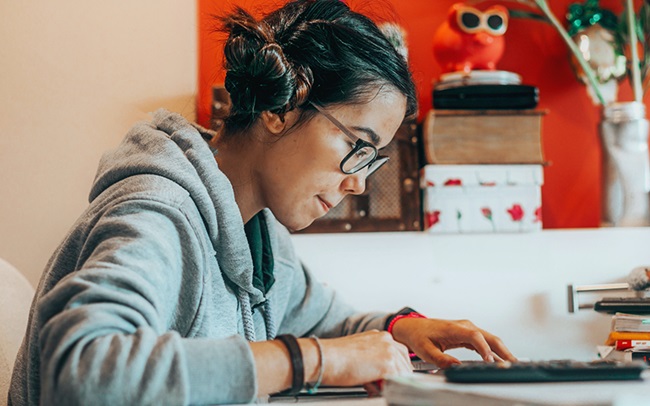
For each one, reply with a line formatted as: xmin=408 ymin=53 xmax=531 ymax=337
xmin=9 ymin=110 xmax=390 ymax=406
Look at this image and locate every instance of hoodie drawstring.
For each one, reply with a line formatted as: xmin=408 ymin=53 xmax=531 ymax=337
xmin=263 ymin=299 xmax=276 ymax=340
xmin=238 ymin=289 xmax=256 ymax=342
xmin=238 ymin=289 xmax=276 ymax=341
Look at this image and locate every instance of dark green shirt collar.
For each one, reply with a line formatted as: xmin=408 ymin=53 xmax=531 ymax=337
xmin=244 ymin=212 xmax=275 ymax=295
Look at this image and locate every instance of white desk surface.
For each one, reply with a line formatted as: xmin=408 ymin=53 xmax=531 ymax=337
xmin=382 ymin=372 xmax=650 ymax=406
xmin=269 ymin=397 xmax=384 ymax=406
xmin=268 ymin=373 xmax=650 ymax=406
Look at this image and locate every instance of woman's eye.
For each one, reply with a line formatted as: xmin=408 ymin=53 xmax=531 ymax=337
xmin=355 ymin=149 xmax=369 ymax=158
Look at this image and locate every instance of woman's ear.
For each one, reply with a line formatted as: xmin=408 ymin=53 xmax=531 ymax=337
xmin=260 ymin=111 xmax=287 ymax=135
xmin=260 ymin=110 xmax=299 ymax=136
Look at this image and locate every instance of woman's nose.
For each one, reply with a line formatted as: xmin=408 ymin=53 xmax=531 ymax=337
xmin=341 ymin=171 xmax=367 ymax=195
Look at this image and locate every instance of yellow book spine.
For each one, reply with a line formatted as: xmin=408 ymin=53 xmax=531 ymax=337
xmin=605 ymin=331 xmax=650 ymax=346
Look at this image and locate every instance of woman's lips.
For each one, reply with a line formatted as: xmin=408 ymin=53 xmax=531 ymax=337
xmin=317 ymin=196 xmax=332 ymax=213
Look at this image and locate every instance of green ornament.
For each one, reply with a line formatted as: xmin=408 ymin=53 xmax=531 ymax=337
xmin=566 ymin=0 xmax=627 ymax=103
xmin=566 ymin=0 xmax=618 ymax=36
xmin=571 ymin=24 xmax=627 ymax=84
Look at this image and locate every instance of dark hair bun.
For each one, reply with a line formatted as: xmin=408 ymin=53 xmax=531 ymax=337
xmin=222 ymin=9 xmax=301 ymax=126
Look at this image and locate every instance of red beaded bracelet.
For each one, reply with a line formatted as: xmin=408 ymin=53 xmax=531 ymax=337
xmin=386 ymin=312 xmax=426 ymax=334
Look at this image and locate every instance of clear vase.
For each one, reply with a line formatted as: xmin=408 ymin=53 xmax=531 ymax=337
xmin=600 ymin=102 xmax=650 ymax=226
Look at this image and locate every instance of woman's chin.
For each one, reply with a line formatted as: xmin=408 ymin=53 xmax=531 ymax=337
xmin=282 ymin=215 xmax=318 ymax=233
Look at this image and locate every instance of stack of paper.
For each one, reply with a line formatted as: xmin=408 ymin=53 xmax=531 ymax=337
xmin=601 ymin=313 xmax=650 ymax=362
xmin=383 ymin=373 xmax=650 ymax=406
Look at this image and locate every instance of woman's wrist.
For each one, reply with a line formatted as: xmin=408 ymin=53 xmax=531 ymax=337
xmin=387 ymin=312 xmax=426 ymax=335
xmin=297 ymin=337 xmax=321 ymax=385
xmin=275 ymin=335 xmax=304 ymax=395
xmin=385 ymin=307 xmax=425 ymax=332
xmin=387 ymin=312 xmax=427 ymax=355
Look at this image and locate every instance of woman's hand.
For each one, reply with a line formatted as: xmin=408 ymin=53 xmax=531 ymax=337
xmin=390 ymin=317 xmax=517 ymax=368
xmin=252 ymin=330 xmax=411 ymax=396
xmin=319 ymin=330 xmax=413 ymax=387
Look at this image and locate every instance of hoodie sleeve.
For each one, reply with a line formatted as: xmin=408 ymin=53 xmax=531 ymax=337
xmin=267 ymin=216 xmax=391 ymax=339
xmin=287 ymin=263 xmax=391 ymax=338
xmin=38 ymin=198 xmax=257 ymax=406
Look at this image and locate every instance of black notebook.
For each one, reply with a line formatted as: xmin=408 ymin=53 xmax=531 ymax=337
xmin=433 ymin=84 xmax=539 ymax=110
xmin=593 ymin=297 xmax=650 ymax=314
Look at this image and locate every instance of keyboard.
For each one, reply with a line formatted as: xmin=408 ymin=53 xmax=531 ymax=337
xmin=443 ymin=359 xmax=647 ymax=383
xmin=593 ymin=297 xmax=650 ymax=314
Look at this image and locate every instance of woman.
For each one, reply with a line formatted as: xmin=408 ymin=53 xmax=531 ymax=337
xmin=9 ymin=1 xmax=515 ymax=405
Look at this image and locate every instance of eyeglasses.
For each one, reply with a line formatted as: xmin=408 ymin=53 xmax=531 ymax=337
xmin=310 ymin=102 xmax=389 ymax=177
xmin=456 ymin=6 xmax=507 ymax=36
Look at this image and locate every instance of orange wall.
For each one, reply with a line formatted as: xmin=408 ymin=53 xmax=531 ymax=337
xmin=197 ymin=0 xmax=649 ymax=229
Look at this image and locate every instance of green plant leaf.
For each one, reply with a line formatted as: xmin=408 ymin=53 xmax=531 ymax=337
xmin=640 ymin=1 xmax=650 ymax=82
xmin=510 ymin=9 xmax=549 ymax=23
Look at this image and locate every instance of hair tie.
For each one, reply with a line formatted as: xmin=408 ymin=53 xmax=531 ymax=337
xmin=306 ymin=336 xmax=324 ymax=394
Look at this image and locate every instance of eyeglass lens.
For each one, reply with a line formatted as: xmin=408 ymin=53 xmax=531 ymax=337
xmin=365 ymin=156 xmax=389 ymax=177
xmin=342 ymin=143 xmax=378 ymax=174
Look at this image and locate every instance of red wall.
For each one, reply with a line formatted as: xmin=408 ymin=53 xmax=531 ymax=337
xmin=197 ymin=0 xmax=649 ymax=229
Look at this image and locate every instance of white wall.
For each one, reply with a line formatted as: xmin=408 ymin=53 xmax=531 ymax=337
xmin=292 ymin=228 xmax=650 ymax=361
xmin=0 ymin=1 xmax=197 ymax=286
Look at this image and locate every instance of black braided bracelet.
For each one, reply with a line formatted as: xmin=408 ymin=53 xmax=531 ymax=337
xmin=276 ymin=334 xmax=304 ymax=395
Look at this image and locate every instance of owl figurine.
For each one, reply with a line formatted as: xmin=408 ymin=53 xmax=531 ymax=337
xmin=433 ymin=3 xmax=509 ymax=74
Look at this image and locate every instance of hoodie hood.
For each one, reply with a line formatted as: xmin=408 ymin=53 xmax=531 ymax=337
xmin=89 ymin=109 xmax=266 ymax=307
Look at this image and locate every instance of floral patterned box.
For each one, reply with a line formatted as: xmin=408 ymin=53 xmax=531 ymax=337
xmin=421 ymin=165 xmax=544 ymax=233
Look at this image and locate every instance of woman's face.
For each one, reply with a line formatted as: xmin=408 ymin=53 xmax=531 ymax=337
xmin=257 ymin=89 xmax=407 ymax=231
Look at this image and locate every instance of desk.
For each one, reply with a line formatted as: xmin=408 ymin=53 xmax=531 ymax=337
xmin=268 ymin=372 xmax=650 ymax=405
xmin=383 ymin=373 xmax=650 ymax=406
xmin=265 ymin=377 xmax=650 ymax=406
xmin=270 ymin=399 xmax=383 ymax=406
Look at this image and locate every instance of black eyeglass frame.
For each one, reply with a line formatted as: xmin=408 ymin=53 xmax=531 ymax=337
xmin=310 ymin=102 xmax=389 ymax=177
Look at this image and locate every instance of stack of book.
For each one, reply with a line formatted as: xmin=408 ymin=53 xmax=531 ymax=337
xmin=432 ymin=71 xmax=539 ymax=110
xmin=420 ymin=109 xmax=546 ymax=233
xmin=598 ymin=312 xmax=650 ymax=363
xmin=422 ymin=109 xmax=546 ymax=165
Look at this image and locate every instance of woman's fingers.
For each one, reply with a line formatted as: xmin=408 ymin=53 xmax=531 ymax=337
xmin=457 ymin=329 xmax=494 ymax=362
xmin=414 ymin=337 xmax=462 ymax=369
xmin=440 ymin=320 xmax=514 ymax=363
xmin=455 ymin=327 xmax=518 ymax=363
xmin=396 ymin=341 xmax=413 ymax=373
xmin=481 ymin=329 xmax=517 ymax=362
xmin=400 ymin=319 xmax=518 ymax=368
xmin=363 ymin=381 xmax=382 ymax=397
xmin=491 ymin=351 xmax=505 ymax=363
xmin=321 ymin=330 xmax=414 ymax=387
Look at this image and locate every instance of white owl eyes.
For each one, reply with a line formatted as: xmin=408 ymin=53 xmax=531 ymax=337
xmin=456 ymin=6 xmax=508 ymax=36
